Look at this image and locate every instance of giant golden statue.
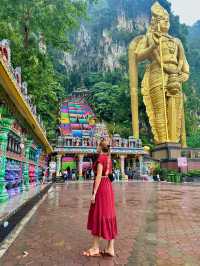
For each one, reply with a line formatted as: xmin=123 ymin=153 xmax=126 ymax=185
xmin=129 ymin=2 xmax=189 ymax=147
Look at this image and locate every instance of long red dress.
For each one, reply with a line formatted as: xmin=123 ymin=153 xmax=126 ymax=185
xmin=87 ymin=154 xmax=118 ymax=240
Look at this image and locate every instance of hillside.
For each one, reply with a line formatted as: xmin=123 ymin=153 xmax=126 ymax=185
xmin=0 ymin=0 xmax=199 ymax=147
xmin=55 ymin=0 xmax=200 ymax=147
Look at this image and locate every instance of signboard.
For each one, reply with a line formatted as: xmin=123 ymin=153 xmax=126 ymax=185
xmin=49 ymin=161 xmax=56 ymax=171
xmin=177 ymin=157 xmax=187 ymax=167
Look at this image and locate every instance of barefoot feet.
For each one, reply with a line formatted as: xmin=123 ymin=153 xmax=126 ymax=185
xmin=83 ymin=247 xmax=101 ymax=257
xmin=101 ymin=248 xmax=115 ymax=257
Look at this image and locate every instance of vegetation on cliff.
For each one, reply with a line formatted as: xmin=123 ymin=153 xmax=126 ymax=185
xmin=63 ymin=0 xmax=200 ymax=147
xmin=0 ymin=0 xmax=91 ymax=139
xmin=0 ymin=0 xmax=199 ymax=147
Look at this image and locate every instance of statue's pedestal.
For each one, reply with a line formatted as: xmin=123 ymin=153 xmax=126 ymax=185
xmin=152 ymin=143 xmax=181 ymax=171
xmin=152 ymin=143 xmax=181 ymax=160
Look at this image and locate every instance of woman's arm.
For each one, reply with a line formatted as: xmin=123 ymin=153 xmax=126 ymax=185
xmin=91 ymin=163 xmax=103 ymax=204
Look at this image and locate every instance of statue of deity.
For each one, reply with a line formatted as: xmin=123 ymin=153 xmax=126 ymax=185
xmin=128 ymin=2 xmax=189 ymax=147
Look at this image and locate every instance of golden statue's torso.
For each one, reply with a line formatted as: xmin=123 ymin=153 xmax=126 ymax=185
xmin=149 ymin=35 xmax=179 ymax=66
xmin=162 ymin=36 xmax=178 ymax=65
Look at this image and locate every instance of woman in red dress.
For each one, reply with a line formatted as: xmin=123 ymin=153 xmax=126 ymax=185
xmin=83 ymin=140 xmax=118 ymax=257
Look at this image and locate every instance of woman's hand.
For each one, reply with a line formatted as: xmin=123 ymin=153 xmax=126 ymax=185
xmin=91 ymin=194 xmax=96 ymax=204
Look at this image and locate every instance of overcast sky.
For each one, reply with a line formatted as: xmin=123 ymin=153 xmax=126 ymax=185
xmin=170 ymin=0 xmax=200 ymax=25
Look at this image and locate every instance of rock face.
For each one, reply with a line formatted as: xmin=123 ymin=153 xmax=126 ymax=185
xmin=62 ymin=0 xmax=150 ymax=73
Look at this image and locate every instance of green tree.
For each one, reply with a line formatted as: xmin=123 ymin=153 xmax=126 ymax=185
xmin=0 ymin=0 xmax=88 ymax=50
xmin=0 ymin=0 xmax=92 ymax=140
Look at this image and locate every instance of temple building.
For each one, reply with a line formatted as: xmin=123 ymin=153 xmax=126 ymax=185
xmin=0 ymin=39 xmax=52 ymax=202
xmin=53 ymin=89 xmax=147 ymax=180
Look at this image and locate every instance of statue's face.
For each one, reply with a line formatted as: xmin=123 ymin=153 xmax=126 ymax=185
xmin=151 ymin=15 xmax=170 ymax=33
xmin=159 ymin=15 xmax=170 ymax=33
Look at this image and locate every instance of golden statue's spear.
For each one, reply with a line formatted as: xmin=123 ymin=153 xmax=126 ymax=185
xmin=157 ymin=20 xmax=169 ymax=142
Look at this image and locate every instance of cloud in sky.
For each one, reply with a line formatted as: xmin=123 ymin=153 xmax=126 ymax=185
xmin=170 ymin=0 xmax=200 ymax=25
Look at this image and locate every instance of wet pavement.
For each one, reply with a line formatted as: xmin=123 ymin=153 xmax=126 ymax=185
xmin=0 ymin=184 xmax=49 ymax=222
xmin=1 ymin=181 xmax=200 ymax=266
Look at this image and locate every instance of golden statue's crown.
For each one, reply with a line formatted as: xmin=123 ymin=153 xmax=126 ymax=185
xmin=151 ymin=1 xmax=169 ymax=18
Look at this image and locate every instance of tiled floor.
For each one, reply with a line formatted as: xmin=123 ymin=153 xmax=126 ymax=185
xmin=1 ymin=181 xmax=200 ymax=265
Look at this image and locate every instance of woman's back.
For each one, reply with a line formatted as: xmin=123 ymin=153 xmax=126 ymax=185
xmin=93 ymin=154 xmax=112 ymax=176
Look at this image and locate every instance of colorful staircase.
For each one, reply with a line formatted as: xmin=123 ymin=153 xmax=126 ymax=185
xmin=59 ymin=98 xmax=96 ymax=138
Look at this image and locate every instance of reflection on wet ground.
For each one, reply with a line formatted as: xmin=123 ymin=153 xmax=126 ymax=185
xmin=2 ymin=182 xmax=200 ymax=266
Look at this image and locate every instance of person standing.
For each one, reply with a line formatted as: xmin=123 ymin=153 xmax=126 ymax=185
xmin=91 ymin=169 xmax=95 ymax=180
xmin=41 ymin=168 xmax=46 ymax=184
xmin=83 ymin=140 xmax=118 ymax=257
xmin=116 ymin=169 xmax=120 ymax=181
xmin=72 ymin=170 xmax=76 ymax=181
xmin=63 ymin=169 xmax=68 ymax=182
xmin=66 ymin=166 xmax=71 ymax=180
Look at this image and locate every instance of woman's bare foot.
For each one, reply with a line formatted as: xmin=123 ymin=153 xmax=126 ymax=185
xmin=101 ymin=248 xmax=115 ymax=257
xmin=83 ymin=247 xmax=101 ymax=257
